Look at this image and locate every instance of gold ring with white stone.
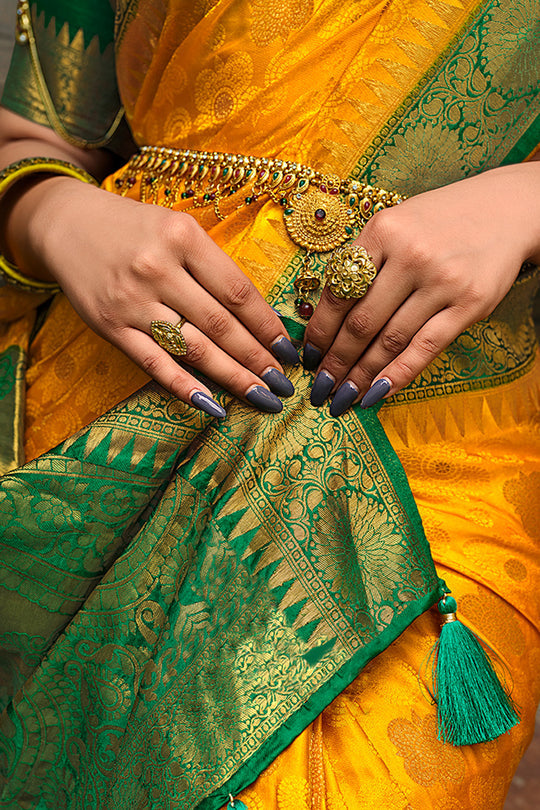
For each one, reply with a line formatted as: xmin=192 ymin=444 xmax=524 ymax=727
xmin=150 ymin=317 xmax=188 ymax=355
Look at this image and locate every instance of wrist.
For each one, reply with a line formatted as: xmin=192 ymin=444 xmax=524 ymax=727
xmin=0 ymin=158 xmax=98 ymax=291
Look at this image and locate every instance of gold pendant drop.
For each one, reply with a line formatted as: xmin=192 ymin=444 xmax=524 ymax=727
xmin=117 ymin=147 xmax=405 ymax=320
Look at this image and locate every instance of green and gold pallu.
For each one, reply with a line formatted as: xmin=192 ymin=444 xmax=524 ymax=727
xmin=0 ymin=0 xmax=540 ymax=808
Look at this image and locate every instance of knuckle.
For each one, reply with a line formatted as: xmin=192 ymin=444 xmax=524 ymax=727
xmin=346 ymin=309 xmax=375 ymax=341
xmin=223 ymin=277 xmax=254 ymax=308
xmin=139 ymin=353 xmax=165 ymax=378
xmin=304 ymin=321 xmax=328 ymax=349
xmin=349 ymin=365 xmax=374 ymax=389
xmin=242 ymin=344 xmax=265 ymax=370
xmin=413 ymin=332 xmax=440 ymax=357
xmin=159 ymin=211 xmax=192 ymax=247
xmin=324 ymin=348 xmax=350 ymax=371
xmin=130 ymin=249 xmax=163 ymax=283
xmin=224 ymin=368 xmax=247 ymax=393
xmin=183 ymin=339 xmax=207 ymax=366
xmin=205 ymin=310 xmax=233 ymax=340
xmin=392 ymin=356 xmax=417 ymax=380
xmin=321 ymin=287 xmax=349 ymax=312
xmin=365 ymin=207 xmax=400 ymax=245
xmin=380 ymin=326 xmax=410 ymax=355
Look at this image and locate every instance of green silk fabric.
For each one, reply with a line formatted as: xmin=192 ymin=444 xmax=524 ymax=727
xmin=1 ymin=0 xmax=125 ymax=149
xmin=0 ymin=320 xmax=443 ymax=808
xmin=0 ymin=0 xmax=539 ymax=806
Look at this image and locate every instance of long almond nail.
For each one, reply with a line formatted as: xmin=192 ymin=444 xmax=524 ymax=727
xmin=310 ymin=370 xmax=335 ymax=407
xmin=246 ymin=385 xmax=283 ymax=413
xmin=360 ymin=378 xmax=391 ymax=408
xmin=191 ymin=391 xmax=226 ymax=418
xmin=261 ymin=368 xmax=295 ymax=397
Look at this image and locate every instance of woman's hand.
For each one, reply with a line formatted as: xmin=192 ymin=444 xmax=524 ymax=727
xmin=303 ymin=162 xmax=540 ymax=415
xmin=7 ymin=177 xmax=299 ymax=417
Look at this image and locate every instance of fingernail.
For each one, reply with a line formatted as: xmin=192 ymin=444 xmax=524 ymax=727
xmin=191 ymin=391 xmax=226 ymax=419
xmin=310 ymin=370 xmax=335 ymax=407
xmin=330 ymin=381 xmax=359 ymax=417
xmin=360 ymin=377 xmax=391 ymax=409
xmin=261 ymin=368 xmax=295 ymax=397
xmin=303 ymin=342 xmax=322 ymax=371
xmin=246 ymin=385 xmax=283 ymax=413
xmin=271 ymin=336 xmax=300 ymax=365
xmin=272 ymin=307 xmax=283 ymax=318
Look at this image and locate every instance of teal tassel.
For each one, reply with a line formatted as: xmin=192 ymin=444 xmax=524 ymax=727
xmin=227 ymin=796 xmax=248 ymax=810
xmin=433 ymin=595 xmax=519 ymax=745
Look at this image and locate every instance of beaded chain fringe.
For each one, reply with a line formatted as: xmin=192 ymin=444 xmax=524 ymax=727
xmin=115 ymin=146 xmax=404 ymax=317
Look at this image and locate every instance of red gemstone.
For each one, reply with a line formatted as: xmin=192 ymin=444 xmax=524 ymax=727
xmin=298 ymin=301 xmax=314 ymax=319
xmin=329 ymin=187 xmax=339 ymax=195
xmin=284 ymin=174 xmax=291 ymax=182
xmin=186 ymin=189 xmax=194 ymax=197
xmin=320 ymin=184 xmax=327 ymax=193
xmin=209 ymin=192 xmax=216 ymax=200
xmin=314 ymin=208 xmax=326 ymax=221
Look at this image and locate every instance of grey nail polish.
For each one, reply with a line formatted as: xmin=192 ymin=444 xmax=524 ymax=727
xmin=191 ymin=391 xmax=226 ymax=419
xmin=271 ymin=336 xmax=300 ymax=366
xmin=310 ymin=370 xmax=335 ymax=407
xmin=360 ymin=378 xmax=391 ymax=409
xmin=330 ymin=381 xmax=359 ymax=417
xmin=303 ymin=342 xmax=322 ymax=371
xmin=261 ymin=368 xmax=295 ymax=397
xmin=246 ymin=385 xmax=283 ymax=413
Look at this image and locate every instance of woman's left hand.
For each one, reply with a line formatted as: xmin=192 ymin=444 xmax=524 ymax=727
xmin=303 ymin=162 xmax=540 ymax=415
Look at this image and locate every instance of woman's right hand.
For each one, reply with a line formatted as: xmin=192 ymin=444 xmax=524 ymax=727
xmin=6 ymin=176 xmax=299 ymax=417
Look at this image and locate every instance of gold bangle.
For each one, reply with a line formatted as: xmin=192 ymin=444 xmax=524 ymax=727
xmin=0 ymin=157 xmax=98 ymax=294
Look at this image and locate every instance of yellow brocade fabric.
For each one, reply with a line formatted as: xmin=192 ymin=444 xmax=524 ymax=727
xmin=1 ymin=0 xmax=540 ymax=807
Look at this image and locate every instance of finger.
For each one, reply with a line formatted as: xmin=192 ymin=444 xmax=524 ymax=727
xmin=117 ymin=321 xmax=285 ymax=415
xmin=309 ymin=264 xmax=425 ymax=386
xmin=322 ymin=286 xmax=450 ymax=399
xmin=150 ymin=271 xmax=296 ymax=381
xmin=302 ymin=237 xmax=385 ymax=369
xmin=171 ymin=220 xmax=300 ymax=365
xmin=357 ymin=306 xmax=467 ymax=411
xmin=133 ymin=299 xmax=295 ymax=399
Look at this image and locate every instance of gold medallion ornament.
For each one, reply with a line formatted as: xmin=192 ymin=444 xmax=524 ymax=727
xmin=325 ymin=245 xmax=378 ymax=300
xmin=118 ymin=147 xmax=404 ymax=318
xmin=150 ymin=318 xmax=188 ymax=356
xmin=283 ymin=185 xmax=355 ymax=252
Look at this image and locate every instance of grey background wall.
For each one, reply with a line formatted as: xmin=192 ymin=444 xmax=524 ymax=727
xmin=0 ymin=0 xmax=538 ymax=806
xmin=0 ymin=0 xmax=16 ymax=95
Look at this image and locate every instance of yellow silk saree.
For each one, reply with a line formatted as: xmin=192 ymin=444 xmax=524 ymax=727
xmin=1 ymin=1 xmax=540 ymax=808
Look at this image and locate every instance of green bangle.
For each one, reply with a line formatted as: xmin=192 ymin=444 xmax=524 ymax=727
xmin=0 ymin=157 xmax=98 ymax=294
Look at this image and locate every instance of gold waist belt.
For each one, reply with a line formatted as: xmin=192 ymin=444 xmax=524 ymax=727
xmin=116 ymin=145 xmax=404 ymax=317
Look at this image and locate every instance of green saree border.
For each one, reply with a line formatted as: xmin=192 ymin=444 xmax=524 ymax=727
xmin=200 ymin=338 xmax=444 ymax=806
xmin=504 ymin=110 xmax=540 ymax=165
xmin=203 ymin=587 xmax=440 ymax=809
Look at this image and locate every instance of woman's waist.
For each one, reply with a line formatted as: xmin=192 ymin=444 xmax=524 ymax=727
xmin=103 ymin=145 xmax=540 ymax=399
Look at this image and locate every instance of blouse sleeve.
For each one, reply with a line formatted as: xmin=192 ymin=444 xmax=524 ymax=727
xmin=1 ymin=0 xmax=129 ymax=152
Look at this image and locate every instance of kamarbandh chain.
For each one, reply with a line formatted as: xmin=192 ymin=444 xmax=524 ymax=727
xmin=116 ymin=146 xmax=404 ymax=318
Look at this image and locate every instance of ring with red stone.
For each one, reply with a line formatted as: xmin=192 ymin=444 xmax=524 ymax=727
xmin=325 ymin=244 xmax=378 ymax=300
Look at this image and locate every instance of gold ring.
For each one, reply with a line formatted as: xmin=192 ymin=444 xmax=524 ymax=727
xmin=325 ymin=244 xmax=378 ymax=300
xmin=150 ymin=317 xmax=188 ymax=355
